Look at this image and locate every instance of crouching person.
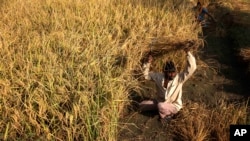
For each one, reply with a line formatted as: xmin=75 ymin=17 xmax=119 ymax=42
xmin=139 ymin=48 xmax=197 ymax=121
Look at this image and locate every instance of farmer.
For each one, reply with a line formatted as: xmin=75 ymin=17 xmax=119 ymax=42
xmin=194 ymin=1 xmax=216 ymax=27
xmin=139 ymin=48 xmax=197 ymax=121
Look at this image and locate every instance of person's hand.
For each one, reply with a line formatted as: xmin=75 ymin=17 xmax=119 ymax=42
xmin=183 ymin=41 xmax=192 ymax=53
xmin=183 ymin=47 xmax=190 ymax=53
xmin=148 ymin=55 xmax=153 ymax=63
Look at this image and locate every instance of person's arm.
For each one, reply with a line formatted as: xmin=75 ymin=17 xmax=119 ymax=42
xmin=143 ymin=61 xmax=152 ymax=80
xmin=203 ymin=8 xmax=216 ymax=22
xmin=143 ymin=55 xmax=160 ymax=81
xmin=179 ymin=49 xmax=197 ymax=83
xmin=143 ymin=55 xmax=154 ymax=80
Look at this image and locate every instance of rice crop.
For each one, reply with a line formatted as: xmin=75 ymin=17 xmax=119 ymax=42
xmin=0 ymin=0 xmax=200 ymax=140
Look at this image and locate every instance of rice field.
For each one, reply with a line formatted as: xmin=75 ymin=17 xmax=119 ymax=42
xmin=0 ymin=0 xmax=199 ymax=140
xmin=0 ymin=0 xmax=249 ymax=140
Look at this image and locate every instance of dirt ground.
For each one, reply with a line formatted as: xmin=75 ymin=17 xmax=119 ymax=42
xmin=118 ymin=1 xmax=250 ymax=141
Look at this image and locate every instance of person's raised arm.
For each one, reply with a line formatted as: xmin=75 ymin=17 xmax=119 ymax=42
xmin=143 ymin=55 xmax=153 ymax=80
xmin=179 ymin=48 xmax=197 ymax=83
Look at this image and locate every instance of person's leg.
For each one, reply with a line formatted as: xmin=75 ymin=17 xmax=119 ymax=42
xmin=139 ymin=99 xmax=158 ymax=111
xmin=157 ymin=102 xmax=178 ymax=119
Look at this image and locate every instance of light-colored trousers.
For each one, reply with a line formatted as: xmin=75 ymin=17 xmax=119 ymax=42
xmin=139 ymin=100 xmax=178 ymax=118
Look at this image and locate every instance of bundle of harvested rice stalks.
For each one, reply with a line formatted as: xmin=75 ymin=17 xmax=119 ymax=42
xmin=144 ymin=39 xmax=202 ymax=58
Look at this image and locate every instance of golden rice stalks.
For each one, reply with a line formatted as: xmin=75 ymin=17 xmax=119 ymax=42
xmin=170 ymin=99 xmax=248 ymax=141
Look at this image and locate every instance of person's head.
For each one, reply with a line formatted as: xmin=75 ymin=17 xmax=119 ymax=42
xmin=196 ymin=1 xmax=202 ymax=9
xmin=163 ymin=61 xmax=177 ymax=80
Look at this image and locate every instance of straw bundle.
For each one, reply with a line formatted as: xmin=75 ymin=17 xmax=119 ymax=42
xmin=144 ymin=39 xmax=201 ymax=58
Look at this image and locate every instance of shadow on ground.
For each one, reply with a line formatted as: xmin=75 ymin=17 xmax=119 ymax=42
xmin=200 ymin=1 xmax=250 ymax=97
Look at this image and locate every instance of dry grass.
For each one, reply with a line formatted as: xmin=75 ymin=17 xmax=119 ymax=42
xmin=0 ymin=0 xmax=249 ymax=140
xmin=170 ymin=99 xmax=248 ymax=141
xmin=0 ymin=0 xmax=200 ymax=140
xmin=2 ymin=0 xmax=248 ymax=140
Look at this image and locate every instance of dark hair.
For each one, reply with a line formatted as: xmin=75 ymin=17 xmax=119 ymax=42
xmin=163 ymin=61 xmax=176 ymax=72
xmin=197 ymin=1 xmax=201 ymax=6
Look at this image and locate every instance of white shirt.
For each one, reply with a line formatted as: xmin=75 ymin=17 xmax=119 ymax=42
xmin=143 ymin=51 xmax=197 ymax=111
